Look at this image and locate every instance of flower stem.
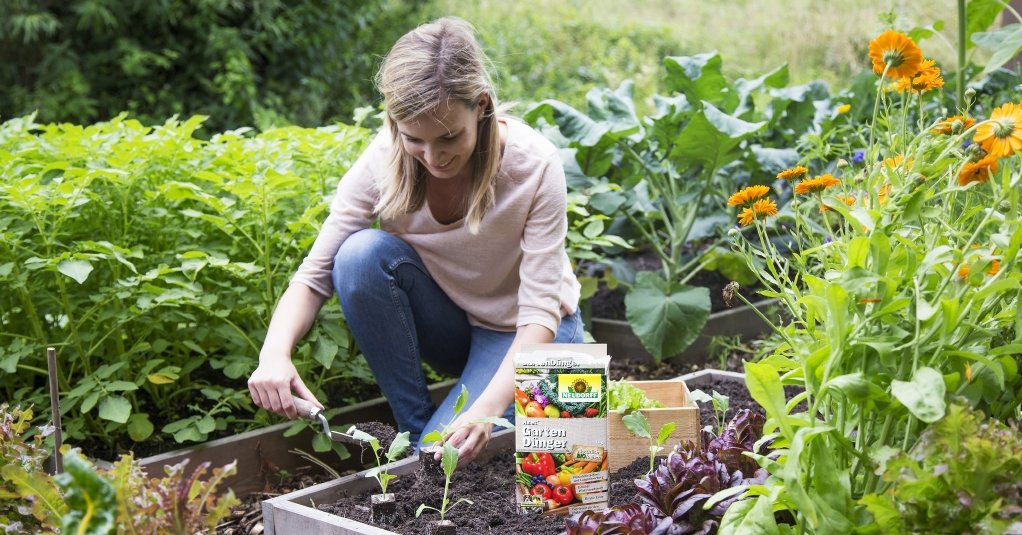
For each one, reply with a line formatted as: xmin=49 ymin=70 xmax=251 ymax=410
xmin=957 ymin=0 xmax=966 ymax=110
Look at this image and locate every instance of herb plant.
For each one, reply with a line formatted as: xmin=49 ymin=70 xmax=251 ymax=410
xmin=688 ymin=389 xmax=730 ymax=436
xmin=607 ymin=380 xmax=663 ymax=413
xmin=346 ymin=426 xmax=411 ymax=496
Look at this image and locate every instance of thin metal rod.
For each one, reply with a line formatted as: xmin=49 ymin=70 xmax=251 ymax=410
xmin=46 ymin=347 xmax=63 ymax=475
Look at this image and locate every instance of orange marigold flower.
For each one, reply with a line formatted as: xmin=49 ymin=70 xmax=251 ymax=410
xmin=737 ymin=198 xmax=778 ymax=226
xmin=894 ymin=59 xmax=943 ymax=93
xmin=869 ymin=30 xmax=923 ymax=79
xmin=737 ymin=207 xmax=755 ymax=226
xmin=932 ymin=115 xmax=976 ymax=135
xmin=973 ymin=102 xmax=1022 ymax=157
xmin=821 ymin=194 xmax=856 ymax=213
xmin=883 ymin=154 xmax=914 ymax=169
xmin=989 ymin=259 xmax=1001 ymax=276
xmin=878 ymin=183 xmax=892 ymax=205
xmin=794 ymin=174 xmax=841 ymax=195
xmin=728 ymin=185 xmax=771 ymax=206
xmin=958 ymin=154 xmax=999 ymax=185
xmin=777 ymin=166 xmax=808 ymax=180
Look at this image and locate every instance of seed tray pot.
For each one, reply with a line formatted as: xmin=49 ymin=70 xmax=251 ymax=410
xmin=261 ymin=429 xmax=517 ymax=535
xmin=607 ymin=379 xmax=700 ymax=472
xmin=135 ymin=378 xmax=457 ymax=499
xmin=591 ymin=298 xmax=778 ymax=364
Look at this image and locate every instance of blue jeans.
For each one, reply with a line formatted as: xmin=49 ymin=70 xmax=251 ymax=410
xmin=332 ymin=229 xmax=583 ymax=446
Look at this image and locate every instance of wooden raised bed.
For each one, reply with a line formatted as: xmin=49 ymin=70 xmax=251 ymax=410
xmin=591 ymin=298 xmax=778 ymax=363
xmin=607 ymin=379 xmax=699 ymax=472
xmin=261 ymin=429 xmax=517 ymax=535
xmin=136 ymin=378 xmax=456 ymax=499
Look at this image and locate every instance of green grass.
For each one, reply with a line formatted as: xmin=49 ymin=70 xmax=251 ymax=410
xmin=423 ymin=0 xmax=987 ymax=111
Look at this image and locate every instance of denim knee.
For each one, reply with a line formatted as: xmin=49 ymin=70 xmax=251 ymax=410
xmin=332 ymin=229 xmax=411 ymax=296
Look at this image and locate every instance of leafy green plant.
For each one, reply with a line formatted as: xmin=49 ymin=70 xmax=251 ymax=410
xmin=346 ymin=426 xmax=411 ymax=496
xmin=526 ymin=51 xmax=830 ymax=361
xmin=565 ymin=502 xmax=668 ymax=535
xmin=0 ymin=114 xmax=372 ymax=451
xmin=859 ymin=402 xmax=1022 ymax=534
xmin=607 ymin=380 xmax=663 ymax=413
xmin=621 ymin=411 xmax=676 ymax=475
xmin=414 ymin=441 xmax=472 ymax=523
xmin=688 ymin=389 xmax=730 ymax=436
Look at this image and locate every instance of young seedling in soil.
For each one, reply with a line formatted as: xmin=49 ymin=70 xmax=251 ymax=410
xmin=346 ymin=425 xmax=411 ymax=522
xmin=689 ymin=388 xmax=730 ymax=435
xmin=414 ymin=441 xmax=470 ymax=535
xmin=419 ymin=385 xmax=514 ymax=484
xmin=621 ymin=410 xmax=676 ymax=474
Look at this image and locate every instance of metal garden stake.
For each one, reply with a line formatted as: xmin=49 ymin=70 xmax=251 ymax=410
xmin=46 ymin=347 xmax=63 ymax=474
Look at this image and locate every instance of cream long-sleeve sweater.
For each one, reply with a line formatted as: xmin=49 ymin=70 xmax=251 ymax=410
xmin=290 ymin=118 xmax=580 ymax=334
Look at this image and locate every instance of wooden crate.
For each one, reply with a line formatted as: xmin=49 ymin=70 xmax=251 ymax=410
xmin=608 ymin=379 xmax=700 ymax=472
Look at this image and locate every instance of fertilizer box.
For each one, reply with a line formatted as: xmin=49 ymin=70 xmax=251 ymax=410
xmin=513 ymin=344 xmax=610 ymax=516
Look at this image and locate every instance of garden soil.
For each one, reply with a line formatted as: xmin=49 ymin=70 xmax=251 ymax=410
xmin=313 ymin=374 xmax=785 ymax=535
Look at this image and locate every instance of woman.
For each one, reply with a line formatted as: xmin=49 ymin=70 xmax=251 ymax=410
xmin=247 ymin=17 xmax=581 ymax=466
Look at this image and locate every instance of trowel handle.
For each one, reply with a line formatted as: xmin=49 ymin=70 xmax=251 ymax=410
xmin=292 ymin=396 xmax=322 ymax=420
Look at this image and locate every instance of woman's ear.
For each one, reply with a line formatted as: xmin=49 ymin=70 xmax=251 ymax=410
xmin=476 ymin=93 xmax=490 ymax=121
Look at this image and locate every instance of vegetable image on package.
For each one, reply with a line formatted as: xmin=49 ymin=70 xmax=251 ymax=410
xmin=513 ymin=344 xmax=610 ymax=516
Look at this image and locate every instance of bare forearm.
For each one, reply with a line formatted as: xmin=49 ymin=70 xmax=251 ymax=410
xmin=475 ymin=324 xmax=554 ymax=415
xmin=261 ymin=283 xmax=329 ymax=360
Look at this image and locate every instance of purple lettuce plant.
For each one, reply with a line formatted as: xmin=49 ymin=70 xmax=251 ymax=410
xmin=565 ymin=503 xmax=673 ymax=535
xmin=633 ymin=409 xmax=769 ymax=534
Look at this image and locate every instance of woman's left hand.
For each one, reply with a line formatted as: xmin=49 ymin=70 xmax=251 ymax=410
xmin=435 ymin=405 xmax=496 ymax=468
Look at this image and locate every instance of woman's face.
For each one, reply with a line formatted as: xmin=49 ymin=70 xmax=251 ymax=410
xmin=395 ymin=97 xmax=487 ymax=180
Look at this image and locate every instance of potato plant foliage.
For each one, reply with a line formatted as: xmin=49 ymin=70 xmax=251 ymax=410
xmin=0 ymin=114 xmax=373 ymax=451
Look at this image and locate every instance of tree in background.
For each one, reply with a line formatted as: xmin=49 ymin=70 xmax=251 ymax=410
xmin=0 ymin=0 xmax=416 ymax=131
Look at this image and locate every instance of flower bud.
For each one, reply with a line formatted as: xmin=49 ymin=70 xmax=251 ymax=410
xmin=964 ymin=87 xmax=977 ymax=101
xmin=837 ymin=158 xmax=849 ymax=168
xmin=951 ymin=119 xmax=964 ymax=134
xmin=727 ymin=228 xmax=740 ymax=238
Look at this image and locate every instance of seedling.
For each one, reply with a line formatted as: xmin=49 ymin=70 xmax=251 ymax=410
xmin=345 ymin=426 xmax=410 ymax=520
xmin=421 ymin=385 xmax=515 ymax=445
xmin=621 ymin=410 xmax=676 ymax=474
xmin=689 ymin=389 xmax=730 ymax=436
xmin=415 ymin=441 xmax=471 ymax=532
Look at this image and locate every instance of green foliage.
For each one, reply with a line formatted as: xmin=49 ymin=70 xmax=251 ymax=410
xmin=421 ymin=385 xmax=514 ymax=445
xmin=860 ymin=403 xmax=1022 ymax=534
xmin=688 ymin=388 xmax=730 ymax=436
xmin=527 ymin=53 xmax=827 ymax=361
xmin=0 ymin=0 xmax=418 ymax=131
xmin=0 ymin=404 xmax=238 ymax=533
xmin=0 ymin=113 xmax=373 ymax=450
xmin=0 ymin=405 xmax=64 ymax=533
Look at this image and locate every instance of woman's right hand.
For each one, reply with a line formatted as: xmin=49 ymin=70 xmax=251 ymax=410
xmin=248 ymin=352 xmax=323 ymax=420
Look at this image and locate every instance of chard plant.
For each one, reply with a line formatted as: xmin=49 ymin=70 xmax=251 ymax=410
xmin=346 ymin=426 xmax=411 ymax=496
xmin=526 ymin=52 xmax=832 ymax=361
xmin=724 ymin=16 xmax=1022 ymax=532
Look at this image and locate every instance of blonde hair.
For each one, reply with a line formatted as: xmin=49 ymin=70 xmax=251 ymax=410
xmin=374 ymin=17 xmax=502 ymax=233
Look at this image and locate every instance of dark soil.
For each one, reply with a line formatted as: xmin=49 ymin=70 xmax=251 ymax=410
xmin=314 ymin=374 xmax=798 ymax=534
xmin=588 ymin=250 xmax=763 ymax=322
xmin=609 ymin=337 xmax=762 ymax=381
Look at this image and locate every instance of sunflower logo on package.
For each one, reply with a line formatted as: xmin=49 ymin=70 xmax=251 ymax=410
xmin=557 ymin=373 xmax=601 ymax=402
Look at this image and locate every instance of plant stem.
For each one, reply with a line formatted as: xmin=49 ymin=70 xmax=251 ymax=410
xmin=957 ymin=0 xmax=967 ymax=109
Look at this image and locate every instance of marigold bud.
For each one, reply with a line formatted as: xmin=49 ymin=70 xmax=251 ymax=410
xmin=964 ymin=87 xmax=977 ymax=100
xmin=951 ymin=119 xmax=964 ymax=134
xmin=836 ymin=158 xmax=849 ymax=168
